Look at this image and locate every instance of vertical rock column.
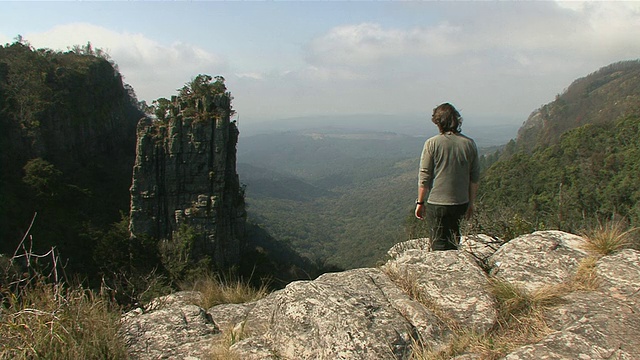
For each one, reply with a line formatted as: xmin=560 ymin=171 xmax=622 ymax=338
xmin=129 ymin=95 xmax=245 ymax=269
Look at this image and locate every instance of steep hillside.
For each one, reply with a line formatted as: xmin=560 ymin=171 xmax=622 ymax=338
xmin=515 ymin=60 xmax=640 ymax=153
xmin=478 ymin=60 xmax=640 ymax=235
xmin=0 ymin=41 xmax=143 ymax=276
xmin=482 ymin=118 xmax=640 ymax=235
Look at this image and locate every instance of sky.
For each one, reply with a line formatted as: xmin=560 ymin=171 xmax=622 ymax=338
xmin=1 ymin=1 xmax=640 ymax=128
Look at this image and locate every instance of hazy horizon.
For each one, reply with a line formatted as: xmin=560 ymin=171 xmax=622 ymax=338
xmin=3 ymin=1 xmax=639 ymax=129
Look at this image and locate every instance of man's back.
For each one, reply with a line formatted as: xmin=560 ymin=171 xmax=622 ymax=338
xmin=419 ymin=132 xmax=479 ymax=205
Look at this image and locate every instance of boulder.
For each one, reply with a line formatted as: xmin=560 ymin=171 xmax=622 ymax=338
xmin=232 ymin=268 xmax=446 ymax=360
xmin=119 ymin=292 xmax=220 ymax=359
xmin=506 ymin=291 xmax=640 ymax=359
xmin=386 ymin=249 xmax=497 ymax=333
xmin=488 ymin=230 xmax=588 ymax=291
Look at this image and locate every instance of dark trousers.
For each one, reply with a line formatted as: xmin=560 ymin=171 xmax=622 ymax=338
xmin=426 ymin=203 xmax=468 ymax=251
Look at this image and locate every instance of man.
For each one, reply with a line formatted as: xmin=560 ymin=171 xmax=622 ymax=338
xmin=415 ymin=103 xmax=480 ymax=251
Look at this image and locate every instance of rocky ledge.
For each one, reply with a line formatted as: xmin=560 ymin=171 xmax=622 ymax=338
xmin=119 ymin=231 xmax=640 ymax=359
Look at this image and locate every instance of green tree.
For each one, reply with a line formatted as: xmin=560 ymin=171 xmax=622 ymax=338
xmin=22 ymin=158 xmax=62 ymax=197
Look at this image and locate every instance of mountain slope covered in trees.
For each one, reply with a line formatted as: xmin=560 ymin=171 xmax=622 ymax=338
xmin=480 ymin=60 xmax=640 ymax=235
xmin=481 ymin=114 xmax=640 ymax=233
xmin=514 ymin=60 xmax=640 ymax=153
xmin=0 ymin=41 xmax=144 ymax=279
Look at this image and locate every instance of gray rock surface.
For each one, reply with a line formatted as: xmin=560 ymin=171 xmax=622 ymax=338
xmin=120 ymin=231 xmax=640 ymax=359
xmin=506 ymin=291 xmax=640 ymax=359
xmin=119 ymin=292 xmax=219 ymax=359
xmin=387 ymin=249 xmax=496 ymax=333
xmin=488 ymin=230 xmax=589 ymax=291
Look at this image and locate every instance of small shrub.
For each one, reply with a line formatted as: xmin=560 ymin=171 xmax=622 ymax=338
xmin=159 ymin=223 xmax=199 ymax=283
xmin=463 ymin=201 xmax=543 ymax=244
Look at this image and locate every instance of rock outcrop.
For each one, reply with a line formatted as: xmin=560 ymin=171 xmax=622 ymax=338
xmin=119 ymin=231 xmax=640 ymax=359
xmin=129 ymin=94 xmax=246 ymax=268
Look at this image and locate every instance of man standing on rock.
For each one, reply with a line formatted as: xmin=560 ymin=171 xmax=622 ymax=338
xmin=415 ymin=103 xmax=480 ymax=251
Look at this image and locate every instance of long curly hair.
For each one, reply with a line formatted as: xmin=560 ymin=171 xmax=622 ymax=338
xmin=431 ymin=103 xmax=462 ymax=133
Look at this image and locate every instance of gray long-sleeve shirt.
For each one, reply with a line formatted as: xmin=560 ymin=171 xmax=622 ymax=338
xmin=418 ymin=132 xmax=480 ymax=205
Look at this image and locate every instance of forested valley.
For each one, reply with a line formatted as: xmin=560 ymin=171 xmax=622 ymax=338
xmin=240 ymin=60 xmax=640 ymax=270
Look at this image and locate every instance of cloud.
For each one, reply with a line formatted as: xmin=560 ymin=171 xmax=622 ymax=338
xmin=5 ymin=1 xmax=639 ymax=124
xmin=306 ymin=1 xmax=640 ymax=72
xmin=306 ymin=22 xmax=463 ymax=66
xmin=22 ymin=23 xmax=228 ymax=103
xmin=236 ymin=72 xmax=265 ymax=81
xmin=287 ymin=1 xmax=640 ymax=120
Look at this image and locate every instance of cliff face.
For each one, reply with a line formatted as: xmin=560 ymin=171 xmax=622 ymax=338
xmin=0 ymin=42 xmax=143 ymax=268
xmin=129 ymin=94 xmax=246 ymax=269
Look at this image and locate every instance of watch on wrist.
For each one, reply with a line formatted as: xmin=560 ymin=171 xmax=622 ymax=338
xmin=416 ymin=199 xmax=424 ymax=205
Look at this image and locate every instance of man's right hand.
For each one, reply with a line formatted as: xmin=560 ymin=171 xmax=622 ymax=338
xmin=465 ymin=203 xmax=474 ymax=220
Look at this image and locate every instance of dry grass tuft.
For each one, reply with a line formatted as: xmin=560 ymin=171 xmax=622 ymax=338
xmin=0 ymin=281 xmax=127 ymax=360
xmin=569 ymin=256 xmax=601 ymax=291
xmin=1 ymin=219 xmax=127 ymax=360
xmin=409 ymin=277 xmax=568 ymax=360
xmin=181 ymin=272 xmax=269 ymax=310
xmin=489 ymin=278 xmax=564 ymax=328
xmin=410 ymin=330 xmax=503 ymax=360
xmin=581 ymin=219 xmax=639 ymax=257
xmin=489 ymin=279 xmax=570 ymax=338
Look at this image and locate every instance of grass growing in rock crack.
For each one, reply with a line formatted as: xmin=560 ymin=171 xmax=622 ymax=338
xmin=489 ymin=278 xmax=564 ymax=337
xmin=382 ymin=261 xmax=576 ymax=360
xmin=179 ymin=273 xmax=269 ymax=360
xmin=381 ymin=263 xmax=459 ymax=330
xmin=580 ymin=219 xmax=639 ymax=257
xmin=569 ymin=256 xmax=600 ymax=291
xmin=180 ymin=272 xmax=269 ymax=309
xmin=209 ymin=322 xmax=248 ymax=360
xmin=408 ymin=278 xmax=567 ymax=360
